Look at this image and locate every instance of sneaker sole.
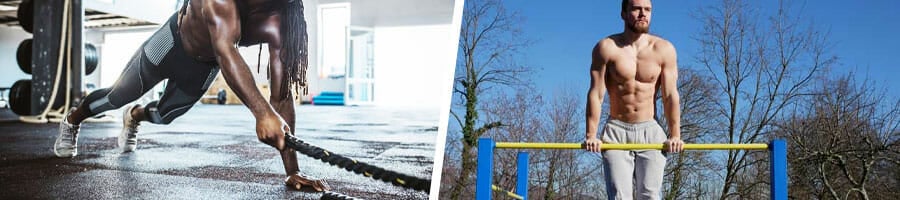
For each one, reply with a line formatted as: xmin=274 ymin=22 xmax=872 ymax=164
xmin=53 ymin=140 xmax=76 ymax=157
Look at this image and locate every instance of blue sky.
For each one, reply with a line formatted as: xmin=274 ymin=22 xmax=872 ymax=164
xmin=446 ymin=0 xmax=900 ymax=142
xmin=501 ymin=0 xmax=900 ymax=99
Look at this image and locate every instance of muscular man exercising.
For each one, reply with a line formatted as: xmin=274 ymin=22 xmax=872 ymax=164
xmin=53 ymin=0 xmax=329 ymax=191
xmin=584 ymin=0 xmax=683 ymax=199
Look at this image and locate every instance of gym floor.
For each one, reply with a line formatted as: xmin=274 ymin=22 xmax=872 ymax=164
xmin=0 ymin=104 xmax=437 ymax=199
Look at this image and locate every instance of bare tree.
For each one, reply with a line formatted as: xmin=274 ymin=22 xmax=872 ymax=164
xmin=693 ymin=0 xmax=835 ymax=198
xmin=443 ymin=0 xmax=530 ymax=198
xmin=478 ymin=89 xmax=604 ymax=199
xmin=776 ymin=74 xmax=900 ymax=200
xmin=535 ymin=89 xmax=602 ymax=199
xmin=480 ymin=92 xmax=544 ymax=199
xmin=539 ymin=90 xmax=582 ymax=199
xmin=658 ymin=69 xmax=721 ymax=199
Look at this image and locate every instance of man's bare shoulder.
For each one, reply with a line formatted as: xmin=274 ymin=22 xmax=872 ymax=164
xmin=198 ymin=0 xmax=238 ymax=19
xmin=650 ymin=36 xmax=678 ymax=67
xmin=650 ymin=36 xmax=676 ymax=54
xmin=600 ymin=33 xmax=624 ymax=48
xmin=594 ymin=34 xmax=622 ymax=56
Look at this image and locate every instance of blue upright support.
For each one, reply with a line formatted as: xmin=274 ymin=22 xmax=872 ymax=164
xmin=770 ymin=139 xmax=788 ymax=200
xmin=516 ymin=151 xmax=529 ymax=199
xmin=476 ymin=138 xmax=495 ymax=200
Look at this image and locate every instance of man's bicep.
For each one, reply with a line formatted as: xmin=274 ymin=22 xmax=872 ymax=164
xmin=661 ymin=45 xmax=679 ymax=97
xmin=590 ymin=43 xmax=608 ymax=93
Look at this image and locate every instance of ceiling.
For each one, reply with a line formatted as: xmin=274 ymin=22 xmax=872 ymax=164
xmin=347 ymin=0 xmax=455 ymax=27
xmin=0 ymin=0 xmax=156 ymax=30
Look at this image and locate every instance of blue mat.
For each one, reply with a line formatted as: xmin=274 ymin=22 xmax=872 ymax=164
xmin=312 ymin=92 xmax=344 ymax=106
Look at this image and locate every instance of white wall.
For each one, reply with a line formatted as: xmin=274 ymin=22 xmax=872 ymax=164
xmin=372 ymin=24 xmax=456 ymax=108
xmin=98 ymin=29 xmax=154 ymax=88
xmin=0 ymin=27 xmax=33 ymax=88
xmin=306 ymin=0 xmax=457 ymax=106
xmin=237 ymin=44 xmax=275 ymax=84
xmin=84 ymin=0 xmax=180 ymax=24
xmin=349 ymin=0 xmax=454 ymax=27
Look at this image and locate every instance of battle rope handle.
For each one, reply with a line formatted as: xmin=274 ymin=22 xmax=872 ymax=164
xmin=320 ymin=191 xmax=361 ymax=200
xmin=491 ymin=184 xmax=523 ymax=200
xmin=285 ymin=135 xmax=432 ymax=193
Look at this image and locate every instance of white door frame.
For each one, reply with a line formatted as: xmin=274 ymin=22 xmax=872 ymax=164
xmin=344 ymin=26 xmax=375 ymax=106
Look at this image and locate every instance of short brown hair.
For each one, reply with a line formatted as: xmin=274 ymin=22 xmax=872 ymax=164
xmin=621 ymin=0 xmax=650 ymax=13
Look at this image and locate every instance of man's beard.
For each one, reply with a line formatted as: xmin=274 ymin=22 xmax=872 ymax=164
xmin=628 ymin=21 xmax=650 ymax=33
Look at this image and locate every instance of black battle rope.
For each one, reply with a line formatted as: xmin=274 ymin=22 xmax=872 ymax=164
xmin=285 ymin=135 xmax=432 ymax=193
xmin=320 ymin=191 xmax=361 ymax=200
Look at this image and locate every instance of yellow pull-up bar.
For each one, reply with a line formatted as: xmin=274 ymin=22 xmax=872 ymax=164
xmin=494 ymin=142 xmax=769 ymax=150
xmin=477 ymin=138 xmax=788 ymax=200
xmin=491 ymin=185 xmax=523 ymax=200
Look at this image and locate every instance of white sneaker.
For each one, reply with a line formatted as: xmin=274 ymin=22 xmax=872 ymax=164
xmin=54 ymin=107 xmax=80 ymax=157
xmin=119 ymin=104 xmax=140 ymax=152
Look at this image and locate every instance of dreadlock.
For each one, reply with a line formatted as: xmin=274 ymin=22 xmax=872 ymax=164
xmin=179 ymin=0 xmax=189 ymax=25
xmin=280 ymin=0 xmax=310 ymax=97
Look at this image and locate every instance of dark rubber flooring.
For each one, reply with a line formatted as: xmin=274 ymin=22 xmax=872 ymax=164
xmin=0 ymin=104 xmax=438 ymax=199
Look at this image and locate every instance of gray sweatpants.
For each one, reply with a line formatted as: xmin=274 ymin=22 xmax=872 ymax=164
xmin=600 ymin=119 xmax=667 ymax=200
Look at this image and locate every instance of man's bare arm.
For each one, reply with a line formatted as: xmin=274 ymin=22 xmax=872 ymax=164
xmin=259 ymin=16 xmax=295 ymax=138
xmin=267 ymin=34 xmax=295 ymax=137
xmin=585 ymin=40 xmax=609 ymax=152
xmin=205 ymin=0 xmax=287 ymax=150
xmin=659 ymin=41 xmax=683 ymax=152
xmin=264 ymin=25 xmax=302 ymax=176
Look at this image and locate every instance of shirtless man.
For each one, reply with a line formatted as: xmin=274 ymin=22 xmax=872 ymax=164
xmin=52 ymin=0 xmax=329 ymax=191
xmin=584 ymin=0 xmax=683 ymax=199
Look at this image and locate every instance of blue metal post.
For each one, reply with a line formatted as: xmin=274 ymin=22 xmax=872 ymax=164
xmin=770 ymin=139 xmax=787 ymax=200
xmin=516 ymin=151 xmax=529 ymax=199
xmin=476 ymin=138 xmax=495 ymax=200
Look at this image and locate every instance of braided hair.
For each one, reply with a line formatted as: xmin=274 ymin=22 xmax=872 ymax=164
xmin=279 ymin=0 xmax=310 ymax=97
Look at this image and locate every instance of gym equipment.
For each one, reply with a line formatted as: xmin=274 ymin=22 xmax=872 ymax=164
xmin=17 ymin=39 xmax=99 ymax=75
xmin=9 ymin=79 xmax=33 ymax=116
xmin=85 ymin=43 xmax=98 ymax=75
xmin=16 ymin=39 xmax=32 ymax=74
xmin=17 ymin=0 xmax=34 ymax=33
xmin=491 ymin=184 xmax=523 ymax=200
xmin=285 ymin=135 xmax=431 ymax=193
xmin=312 ymin=92 xmax=344 ymax=105
xmin=474 ymin=138 xmax=789 ymax=200
xmin=19 ymin=0 xmax=77 ymax=124
xmin=320 ymin=191 xmax=360 ymax=200
xmin=217 ymin=89 xmax=227 ymax=105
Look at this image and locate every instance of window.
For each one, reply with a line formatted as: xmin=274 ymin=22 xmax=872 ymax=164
xmin=317 ymin=3 xmax=350 ymax=78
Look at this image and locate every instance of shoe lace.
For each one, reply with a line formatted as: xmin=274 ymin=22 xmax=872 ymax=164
xmin=62 ymin=123 xmax=79 ymax=143
xmin=126 ymin=120 xmax=139 ymax=136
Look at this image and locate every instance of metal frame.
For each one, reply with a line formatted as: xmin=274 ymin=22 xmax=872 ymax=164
xmin=475 ymin=138 xmax=788 ymax=200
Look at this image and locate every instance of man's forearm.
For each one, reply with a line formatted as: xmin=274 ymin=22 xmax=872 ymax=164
xmin=663 ymin=94 xmax=681 ymax=138
xmin=272 ymin=99 xmax=295 ymax=133
xmin=273 ymin=98 xmax=299 ymax=175
xmin=218 ymin=53 xmax=276 ymax=119
xmin=586 ymin=92 xmax=603 ymax=139
xmin=586 ymin=112 xmax=600 ymax=139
